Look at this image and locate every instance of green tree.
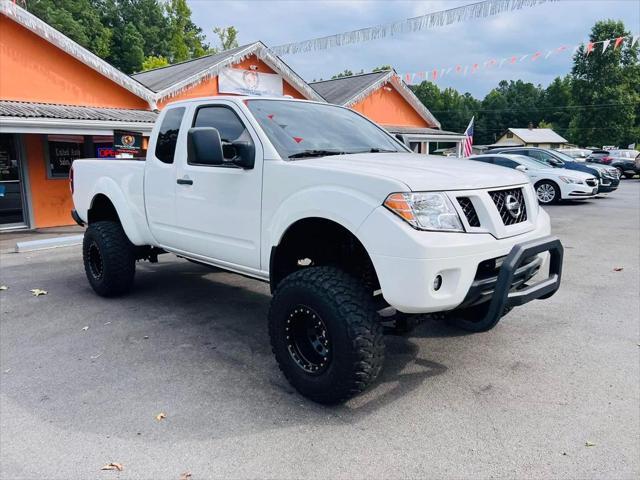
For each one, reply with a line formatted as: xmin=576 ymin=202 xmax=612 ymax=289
xmin=372 ymin=65 xmax=392 ymax=73
xmin=165 ymin=0 xmax=208 ymax=62
xmin=212 ymin=26 xmax=239 ymax=52
xmin=569 ymin=20 xmax=639 ymax=147
xmin=27 ymin=0 xmax=112 ymax=58
xmin=142 ymin=55 xmax=169 ymax=71
xmin=331 ymin=69 xmax=354 ymax=79
xmin=539 ymin=76 xmax=572 ymax=138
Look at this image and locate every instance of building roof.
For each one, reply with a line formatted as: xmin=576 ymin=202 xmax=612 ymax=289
xmin=310 ymin=71 xmax=389 ymax=105
xmin=385 ymin=125 xmax=463 ymax=137
xmin=0 ymin=0 xmax=155 ymax=106
xmin=131 ymin=41 xmax=324 ymax=103
xmin=310 ymin=70 xmax=441 ymax=129
xmin=508 ymin=128 xmax=568 ymax=144
xmin=0 ymin=100 xmax=158 ymax=123
xmin=132 ymin=44 xmax=252 ymax=92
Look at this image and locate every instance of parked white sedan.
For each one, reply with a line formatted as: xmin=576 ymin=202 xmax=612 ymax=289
xmin=469 ymin=154 xmax=598 ymax=204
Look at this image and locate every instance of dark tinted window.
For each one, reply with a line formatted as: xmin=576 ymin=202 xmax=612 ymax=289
xmin=155 ymin=107 xmax=185 ymax=164
xmin=474 ymin=156 xmax=494 ymax=163
xmin=494 ymin=158 xmax=519 ymax=169
xmin=194 ymin=107 xmax=248 ymax=142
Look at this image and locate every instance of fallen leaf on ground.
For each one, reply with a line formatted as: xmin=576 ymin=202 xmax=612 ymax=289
xmin=179 ymin=472 xmax=192 ymax=480
xmin=156 ymin=412 xmax=166 ymax=421
xmin=585 ymin=441 xmax=596 ymax=447
xmin=82 ymin=326 xmax=89 ymax=331
xmin=101 ymin=463 xmax=124 ymax=471
xmin=0 ymin=285 xmax=7 ymax=291
xmin=613 ymin=266 xmax=624 ymax=272
xmin=90 ymin=353 xmax=102 ymax=360
xmin=30 ymin=289 xmax=47 ymax=297
xmin=4 ymin=369 xmax=10 ymax=374
xmin=104 ymin=322 xmax=111 ymax=325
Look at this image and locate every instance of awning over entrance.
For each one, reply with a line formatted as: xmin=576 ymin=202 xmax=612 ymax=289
xmin=0 ymin=100 xmax=157 ymax=135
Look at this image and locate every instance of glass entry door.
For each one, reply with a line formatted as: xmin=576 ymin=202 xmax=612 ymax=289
xmin=0 ymin=134 xmax=27 ymax=228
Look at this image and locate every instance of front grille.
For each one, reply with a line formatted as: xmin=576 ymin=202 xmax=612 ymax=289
xmin=457 ymin=197 xmax=480 ymax=227
xmin=586 ymin=178 xmax=598 ymax=187
xmin=489 ymin=188 xmax=527 ymax=226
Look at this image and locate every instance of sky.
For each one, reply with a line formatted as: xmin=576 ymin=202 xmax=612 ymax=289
xmin=188 ymin=0 xmax=640 ymax=98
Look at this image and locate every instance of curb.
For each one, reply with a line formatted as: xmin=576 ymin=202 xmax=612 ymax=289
xmin=15 ymin=235 xmax=84 ymax=253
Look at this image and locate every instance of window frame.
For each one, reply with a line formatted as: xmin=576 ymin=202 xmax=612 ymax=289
xmin=43 ymin=134 xmax=91 ymax=180
xmin=189 ymin=104 xmax=255 ymax=168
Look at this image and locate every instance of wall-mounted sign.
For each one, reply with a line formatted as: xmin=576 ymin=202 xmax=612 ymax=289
xmin=218 ymin=68 xmax=284 ymax=96
xmin=113 ymin=130 xmax=143 ymax=156
xmin=48 ymin=139 xmax=83 ymax=178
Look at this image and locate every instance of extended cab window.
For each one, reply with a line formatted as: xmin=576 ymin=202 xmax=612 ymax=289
xmin=155 ymin=107 xmax=185 ymax=164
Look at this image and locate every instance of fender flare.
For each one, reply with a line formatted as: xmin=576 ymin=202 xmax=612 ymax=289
xmin=89 ymin=177 xmax=150 ymax=245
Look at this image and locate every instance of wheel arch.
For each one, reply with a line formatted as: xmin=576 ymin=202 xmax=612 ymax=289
xmin=269 ymin=216 xmax=380 ymax=294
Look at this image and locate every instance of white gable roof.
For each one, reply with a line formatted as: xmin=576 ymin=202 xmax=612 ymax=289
xmin=509 ymin=128 xmax=568 ymax=144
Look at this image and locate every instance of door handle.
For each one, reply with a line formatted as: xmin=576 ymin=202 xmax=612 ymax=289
xmin=177 ymin=178 xmax=193 ymax=185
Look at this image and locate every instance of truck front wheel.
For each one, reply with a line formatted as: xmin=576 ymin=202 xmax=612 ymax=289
xmin=268 ymin=266 xmax=384 ymax=404
xmin=82 ymin=221 xmax=136 ymax=297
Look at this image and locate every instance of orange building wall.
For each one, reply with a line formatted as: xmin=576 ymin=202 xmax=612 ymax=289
xmin=23 ymin=135 xmax=74 ymax=228
xmin=157 ymin=55 xmax=305 ymax=108
xmin=351 ymin=85 xmax=431 ymax=128
xmin=0 ymin=16 xmax=148 ymax=109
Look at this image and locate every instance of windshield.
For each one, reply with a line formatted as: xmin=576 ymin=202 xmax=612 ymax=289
xmin=245 ymin=100 xmax=405 ymax=159
xmin=512 ymin=155 xmax=545 ymax=170
xmin=551 ymin=149 xmax=575 ymax=163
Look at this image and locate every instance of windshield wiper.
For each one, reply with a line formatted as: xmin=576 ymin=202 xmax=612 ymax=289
xmin=348 ymin=148 xmax=398 ymax=154
xmin=288 ymin=150 xmax=346 ymax=159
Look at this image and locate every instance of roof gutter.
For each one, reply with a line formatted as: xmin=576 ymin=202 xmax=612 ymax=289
xmin=0 ymin=117 xmax=155 ymax=135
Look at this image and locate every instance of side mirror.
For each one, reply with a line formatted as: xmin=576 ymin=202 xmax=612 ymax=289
xmin=231 ymin=141 xmax=255 ymax=169
xmin=515 ymin=165 xmax=527 ymax=172
xmin=187 ymin=127 xmax=224 ymax=165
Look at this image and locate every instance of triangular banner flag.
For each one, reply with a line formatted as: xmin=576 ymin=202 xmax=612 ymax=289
xmin=586 ymin=42 xmax=594 ymax=55
xmin=632 ymin=35 xmax=639 ymax=47
xmin=614 ymin=36 xmax=624 ymax=49
xmin=601 ymin=39 xmax=611 ymax=53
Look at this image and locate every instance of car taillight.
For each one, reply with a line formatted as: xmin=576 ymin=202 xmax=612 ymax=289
xmin=602 ymin=156 xmax=613 ymax=164
xmin=69 ymin=166 xmax=74 ymax=194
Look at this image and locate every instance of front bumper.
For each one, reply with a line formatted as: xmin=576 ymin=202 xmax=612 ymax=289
xmin=598 ymin=177 xmax=619 ymax=193
xmin=561 ymin=183 xmax=598 ymax=199
xmin=360 ymin=205 xmax=556 ymax=313
xmin=456 ymin=236 xmax=563 ymax=327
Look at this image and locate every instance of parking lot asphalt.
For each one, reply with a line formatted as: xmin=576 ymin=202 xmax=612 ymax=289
xmin=1 ymin=181 xmax=638 ymax=480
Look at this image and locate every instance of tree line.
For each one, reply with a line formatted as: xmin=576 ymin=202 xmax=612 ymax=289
xmin=26 ymin=0 xmax=238 ymax=74
xmin=410 ymin=20 xmax=639 ymax=148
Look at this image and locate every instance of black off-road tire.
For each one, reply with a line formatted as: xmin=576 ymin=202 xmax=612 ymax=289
xmin=83 ymin=221 xmax=136 ymax=297
xmin=535 ymin=180 xmax=560 ymax=205
xmin=268 ymin=266 xmax=384 ymax=404
xmin=443 ymin=303 xmax=513 ymax=333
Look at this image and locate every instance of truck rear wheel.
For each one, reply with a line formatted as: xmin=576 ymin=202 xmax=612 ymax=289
xmin=268 ymin=266 xmax=384 ymax=404
xmin=83 ymin=221 xmax=135 ymax=297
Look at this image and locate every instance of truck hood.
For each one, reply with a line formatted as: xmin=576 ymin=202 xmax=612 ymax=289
xmin=297 ymin=153 xmax=529 ymax=191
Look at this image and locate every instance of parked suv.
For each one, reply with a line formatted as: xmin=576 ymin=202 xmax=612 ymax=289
xmin=587 ymin=149 xmax=640 ymax=179
xmin=468 ymin=154 xmax=598 ymax=204
xmin=487 ymin=147 xmax=619 ymax=193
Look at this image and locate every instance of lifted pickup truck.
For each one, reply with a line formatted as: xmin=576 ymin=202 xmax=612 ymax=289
xmin=71 ymin=97 xmax=563 ymax=404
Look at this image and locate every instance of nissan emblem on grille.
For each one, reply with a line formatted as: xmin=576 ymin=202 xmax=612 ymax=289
xmin=504 ymin=194 xmax=522 ymax=218
xmin=489 ymin=188 xmax=528 ymax=225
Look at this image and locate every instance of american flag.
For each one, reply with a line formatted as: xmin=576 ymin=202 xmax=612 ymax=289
xmin=463 ymin=116 xmax=474 ymax=157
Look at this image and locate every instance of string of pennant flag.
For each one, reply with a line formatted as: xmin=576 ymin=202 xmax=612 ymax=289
xmin=402 ymin=33 xmax=639 ymax=84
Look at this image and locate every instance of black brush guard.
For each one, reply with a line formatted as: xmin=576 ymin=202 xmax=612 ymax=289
xmin=461 ymin=236 xmax=563 ymax=323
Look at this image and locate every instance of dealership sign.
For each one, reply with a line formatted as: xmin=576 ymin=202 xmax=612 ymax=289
xmin=113 ymin=130 xmax=143 ymax=156
xmin=218 ymin=68 xmax=283 ymax=96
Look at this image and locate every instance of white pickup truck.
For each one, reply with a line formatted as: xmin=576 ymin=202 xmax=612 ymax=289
xmin=71 ymin=96 xmax=563 ymax=404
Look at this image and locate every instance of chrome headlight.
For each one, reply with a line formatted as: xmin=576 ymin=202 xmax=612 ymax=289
xmin=384 ymin=192 xmax=464 ymax=232
xmin=559 ymin=176 xmax=584 ymax=184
